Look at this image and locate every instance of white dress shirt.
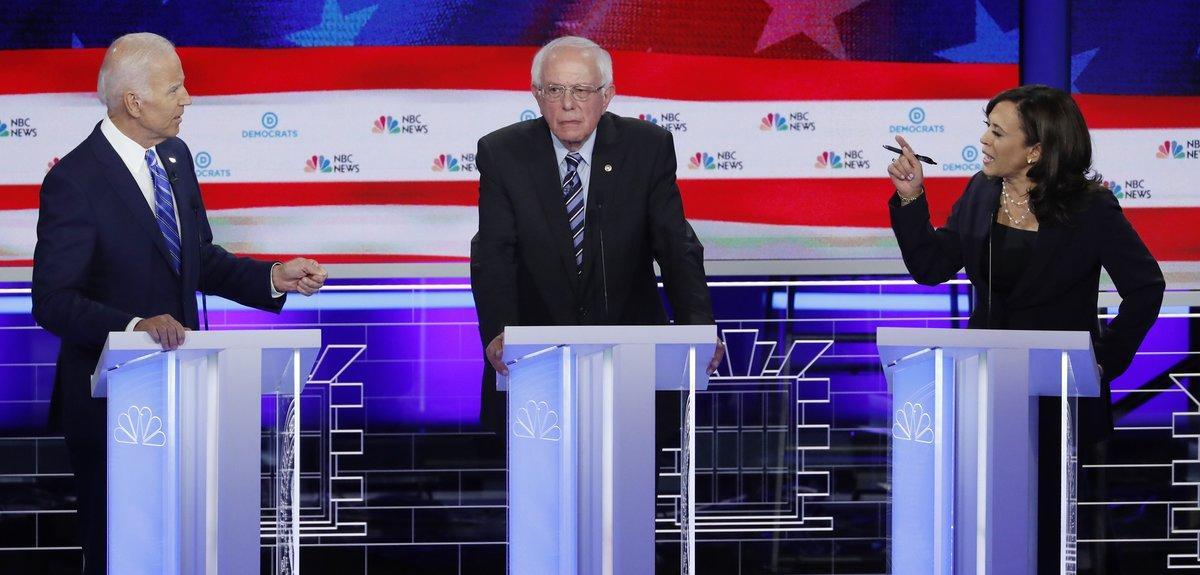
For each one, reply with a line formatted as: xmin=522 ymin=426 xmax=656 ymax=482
xmin=100 ymin=116 xmax=181 ymax=235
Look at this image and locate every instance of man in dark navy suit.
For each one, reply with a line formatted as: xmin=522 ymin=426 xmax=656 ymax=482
xmin=470 ymin=37 xmax=724 ymax=432
xmin=32 ymin=33 xmax=327 ymax=573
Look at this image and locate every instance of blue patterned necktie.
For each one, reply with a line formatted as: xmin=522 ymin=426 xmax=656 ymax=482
xmin=145 ymin=149 xmax=182 ymax=275
xmin=563 ymin=152 xmax=585 ymax=273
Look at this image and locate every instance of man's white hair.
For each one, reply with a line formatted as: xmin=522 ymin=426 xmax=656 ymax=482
xmin=96 ymin=33 xmax=176 ymax=111
xmin=531 ymin=36 xmax=613 ymax=87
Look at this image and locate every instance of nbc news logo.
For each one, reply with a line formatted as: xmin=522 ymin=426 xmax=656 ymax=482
xmin=305 ymin=154 xmax=359 ymax=174
xmin=373 ymin=114 xmax=429 ymax=135
xmin=637 ymin=112 xmax=688 ymax=132
xmin=760 ymin=112 xmax=816 ymax=132
xmin=0 ymin=117 xmax=38 ymax=138
xmin=688 ymin=151 xmax=742 ymax=171
xmin=1157 ymin=139 xmax=1199 ymax=160
xmin=432 ymin=153 xmax=476 ymax=172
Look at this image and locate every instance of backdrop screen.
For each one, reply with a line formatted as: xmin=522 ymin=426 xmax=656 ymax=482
xmin=0 ymin=0 xmax=1195 ymax=274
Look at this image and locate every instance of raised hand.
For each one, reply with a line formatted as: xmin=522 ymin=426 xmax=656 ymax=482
xmin=887 ymin=135 xmax=926 ymax=199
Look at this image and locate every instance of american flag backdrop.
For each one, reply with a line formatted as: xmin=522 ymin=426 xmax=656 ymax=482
xmin=0 ymin=0 xmax=1196 ymax=275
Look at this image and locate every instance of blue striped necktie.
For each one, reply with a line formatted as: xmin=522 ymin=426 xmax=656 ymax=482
xmin=563 ymin=152 xmax=585 ymax=273
xmin=145 ymin=149 xmax=182 ymax=275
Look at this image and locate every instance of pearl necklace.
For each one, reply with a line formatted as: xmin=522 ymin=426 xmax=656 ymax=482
xmin=1001 ymin=181 xmax=1033 ymax=226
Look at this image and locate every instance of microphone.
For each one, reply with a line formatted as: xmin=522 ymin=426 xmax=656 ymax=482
xmin=986 ymin=207 xmax=995 ymax=330
xmin=592 ymin=203 xmax=610 ymax=322
xmin=168 ymin=166 xmax=179 ymax=184
xmin=193 ymin=206 xmax=210 ymax=333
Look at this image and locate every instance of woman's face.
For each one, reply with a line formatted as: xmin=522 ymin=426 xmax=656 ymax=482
xmin=979 ymin=100 xmax=1040 ymax=181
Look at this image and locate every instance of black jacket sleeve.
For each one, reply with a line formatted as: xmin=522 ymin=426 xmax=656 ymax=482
xmin=1091 ymin=192 xmax=1165 ymax=379
xmin=647 ymin=131 xmax=714 ymax=325
xmin=32 ymin=169 xmax=136 ymax=348
xmin=888 ymin=180 xmax=970 ymax=286
xmin=470 ymin=136 xmax=520 ymax=343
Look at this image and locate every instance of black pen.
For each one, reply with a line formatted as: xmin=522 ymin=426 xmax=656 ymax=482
xmin=883 ymin=145 xmax=937 ymax=165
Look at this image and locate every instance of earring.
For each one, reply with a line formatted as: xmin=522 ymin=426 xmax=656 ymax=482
xmin=1027 ymin=158 xmax=1033 ymax=164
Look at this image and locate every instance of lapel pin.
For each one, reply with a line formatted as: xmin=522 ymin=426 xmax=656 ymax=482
xmin=168 ymin=156 xmax=177 ymax=164
xmin=604 ymin=164 xmax=612 ymax=172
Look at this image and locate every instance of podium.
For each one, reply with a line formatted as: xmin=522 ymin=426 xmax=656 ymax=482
xmin=500 ymin=325 xmax=716 ymax=575
xmin=876 ymin=328 xmax=1101 ymax=575
xmin=91 ymin=329 xmax=321 ymax=575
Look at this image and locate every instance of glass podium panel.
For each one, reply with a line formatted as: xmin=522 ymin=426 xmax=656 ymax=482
xmin=887 ymin=348 xmax=953 ymax=575
xmin=108 ymin=353 xmax=178 ymax=575
xmin=507 ymin=346 xmax=576 ymax=575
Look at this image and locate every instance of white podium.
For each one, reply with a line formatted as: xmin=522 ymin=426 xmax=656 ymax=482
xmin=500 ymin=325 xmax=716 ymax=575
xmin=876 ymin=328 xmax=1101 ymax=575
xmin=91 ymin=329 xmax=321 ymax=575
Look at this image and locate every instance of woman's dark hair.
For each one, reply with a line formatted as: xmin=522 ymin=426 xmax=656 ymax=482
xmin=985 ymin=84 xmax=1104 ymax=224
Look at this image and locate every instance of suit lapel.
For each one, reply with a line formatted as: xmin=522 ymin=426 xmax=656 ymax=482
xmin=525 ymin=119 xmax=581 ymax=291
xmin=579 ymin=114 xmax=622 ymax=290
xmin=87 ymin=125 xmax=176 ymax=271
xmin=162 ymin=144 xmax=196 ymax=283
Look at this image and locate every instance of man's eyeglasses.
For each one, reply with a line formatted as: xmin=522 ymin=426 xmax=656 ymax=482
xmin=536 ymin=84 xmax=607 ymax=102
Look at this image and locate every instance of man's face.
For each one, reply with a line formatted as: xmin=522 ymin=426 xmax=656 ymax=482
xmin=532 ymin=47 xmax=614 ymax=150
xmin=132 ymin=51 xmax=192 ymax=145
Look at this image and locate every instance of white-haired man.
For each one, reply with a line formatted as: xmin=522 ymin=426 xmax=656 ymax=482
xmin=32 ymin=33 xmax=327 ymax=572
xmin=470 ymin=36 xmax=722 ymax=431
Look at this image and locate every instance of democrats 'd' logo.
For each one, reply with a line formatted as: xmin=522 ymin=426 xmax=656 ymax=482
xmin=637 ymin=112 xmax=688 ymax=132
xmin=1105 ymin=178 xmax=1152 ymax=200
xmin=941 ymin=145 xmax=983 ymax=173
xmin=0 ymin=116 xmax=38 ymax=138
xmin=815 ymin=149 xmax=869 ymax=170
xmin=520 ymin=109 xmax=539 ymax=121
xmin=760 ymin=112 xmax=816 ymax=132
xmin=889 ymin=106 xmax=945 ymax=134
xmin=194 ymin=151 xmax=232 ymax=178
xmin=432 ymin=153 xmax=476 ymax=173
xmin=688 ymin=151 xmax=742 ymax=171
xmin=305 ymin=154 xmax=360 ymax=174
xmin=1157 ymin=139 xmax=1199 ymax=159
xmin=373 ymin=114 xmax=429 ymax=135
xmin=244 ymin=111 xmax=300 ymax=139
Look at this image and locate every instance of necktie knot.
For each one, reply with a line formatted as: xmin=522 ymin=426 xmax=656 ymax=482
xmin=565 ymin=152 xmax=582 ymax=170
xmin=145 ymin=149 xmax=158 ymax=167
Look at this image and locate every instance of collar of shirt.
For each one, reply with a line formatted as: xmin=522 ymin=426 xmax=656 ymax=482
xmin=550 ymin=129 xmax=597 ymax=173
xmin=100 ymin=116 xmax=159 ymax=175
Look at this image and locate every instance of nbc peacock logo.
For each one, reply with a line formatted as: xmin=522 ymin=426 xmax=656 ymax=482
xmin=815 ymin=151 xmax=843 ymax=169
xmin=760 ymin=113 xmax=787 ymax=131
xmin=432 ymin=154 xmax=460 ymax=172
xmin=0 ymin=122 xmax=7 ymax=137
xmin=1157 ymin=140 xmax=1184 ymax=159
xmin=688 ymin=152 xmax=715 ymax=170
xmin=638 ymin=113 xmax=659 ymax=125
xmin=1103 ymin=180 xmax=1123 ymax=199
xmin=304 ymin=155 xmax=332 ymax=173
xmin=373 ymin=115 xmax=400 ymax=134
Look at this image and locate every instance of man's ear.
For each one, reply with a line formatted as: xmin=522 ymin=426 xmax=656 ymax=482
xmin=124 ymin=91 xmax=142 ymax=119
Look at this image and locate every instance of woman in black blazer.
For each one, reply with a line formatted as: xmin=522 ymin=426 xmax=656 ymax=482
xmin=887 ymin=85 xmax=1164 ymax=573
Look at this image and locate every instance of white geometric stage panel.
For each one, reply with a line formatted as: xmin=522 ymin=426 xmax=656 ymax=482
xmin=262 ymin=344 xmax=368 ymax=545
xmin=657 ymin=329 xmax=834 ymax=538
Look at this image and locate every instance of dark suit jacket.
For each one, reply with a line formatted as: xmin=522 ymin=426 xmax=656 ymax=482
xmin=890 ymin=171 xmax=1165 ymax=434
xmin=32 ymin=122 xmax=285 ymax=443
xmin=470 ymin=112 xmax=714 ymax=429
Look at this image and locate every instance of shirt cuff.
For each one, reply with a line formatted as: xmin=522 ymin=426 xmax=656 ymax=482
xmin=270 ymin=262 xmax=284 ymax=298
xmin=125 ymin=317 xmax=142 ymax=332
